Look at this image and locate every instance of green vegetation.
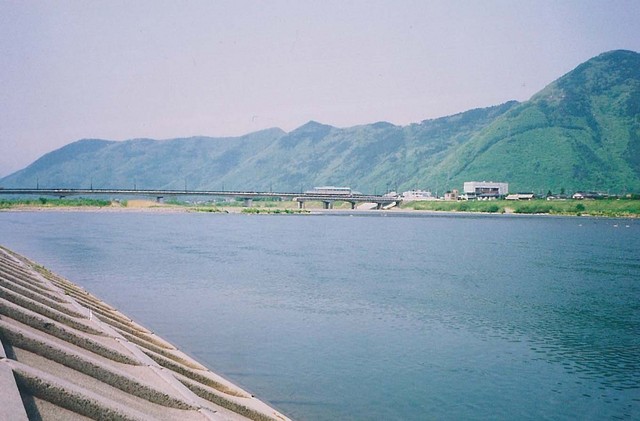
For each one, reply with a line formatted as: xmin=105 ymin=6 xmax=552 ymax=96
xmin=1 ymin=195 xmax=637 ymax=218
xmin=403 ymin=200 xmax=504 ymax=213
xmin=215 ymin=198 xmax=291 ymax=208
xmin=0 ymin=197 xmax=112 ymax=209
xmin=425 ymin=50 xmax=640 ymax=193
xmin=241 ymin=208 xmax=309 ymax=214
xmin=193 ymin=206 xmax=224 ymax=213
xmin=402 ymin=198 xmax=640 ymax=217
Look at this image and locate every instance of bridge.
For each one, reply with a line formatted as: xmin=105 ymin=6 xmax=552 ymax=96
xmin=0 ymin=188 xmax=400 ymax=209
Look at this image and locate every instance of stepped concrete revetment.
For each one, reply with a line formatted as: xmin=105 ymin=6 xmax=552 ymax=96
xmin=0 ymin=245 xmax=290 ymax=421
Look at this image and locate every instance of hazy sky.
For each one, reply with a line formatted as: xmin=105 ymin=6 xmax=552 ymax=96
xmin=1 ymin=0 xmax=639 ymax=176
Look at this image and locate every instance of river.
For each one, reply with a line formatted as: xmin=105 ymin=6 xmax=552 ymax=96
xmin=0 ymin=211 xmax=638 ymax=420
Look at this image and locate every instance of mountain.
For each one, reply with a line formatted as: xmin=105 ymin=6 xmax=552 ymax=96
xmin=214 ymin=103 xmax=517 ymax=193
xmin=2 ymin=50 xmax=639 ymax=194
xmin=0 ymin=104 xmax=518 ymax=193
xmin=1 ymin=129 xmax=285 ymax=191
xmin=424 ymin=49 xmax=640 ymax=193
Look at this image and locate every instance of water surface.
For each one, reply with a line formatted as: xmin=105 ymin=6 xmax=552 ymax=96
xmin=1 ymin=211 xmax=638 ymax=420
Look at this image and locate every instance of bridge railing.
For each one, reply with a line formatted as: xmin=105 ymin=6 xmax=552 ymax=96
xmin=0 ymin=188 xmax=401 ymax=204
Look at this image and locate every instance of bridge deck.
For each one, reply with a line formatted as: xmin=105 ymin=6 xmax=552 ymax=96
xmin=0 ymin=188 xmax=400 ymax=204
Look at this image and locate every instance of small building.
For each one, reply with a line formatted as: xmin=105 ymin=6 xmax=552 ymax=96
xmin=463 ymin=181 xmax=508 ymax=200
xmin=546 ymin=195 xmax=569 ymax=201
xmin=401 ymin=189 xmax=436 ymax=201
xmin=506 ymin=193 xmax=535 ymax=201
xmin=572 ymin=191 xmax=607 ymax=200
xmin=444 ymin=189 xmax=459 ymax=201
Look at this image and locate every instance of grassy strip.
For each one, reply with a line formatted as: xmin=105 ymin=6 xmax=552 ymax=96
xmin=3 ymin=197 xmax=638 ymax=217
xmin=402 ymin=199 xmax=640 ymax=217
xmin=0 ymin=197 xmax=111 ymax=208
xmin=192 ymin=206 xmax=225 ymax=213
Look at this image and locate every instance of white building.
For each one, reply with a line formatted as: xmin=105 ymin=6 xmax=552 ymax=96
xmin=401 ymin=190 xmax=436 ymax=201
xmin=506 ymin=193 xmax=535 ymax=201
xmin=463 ymin=181 xmax=508 ymax=199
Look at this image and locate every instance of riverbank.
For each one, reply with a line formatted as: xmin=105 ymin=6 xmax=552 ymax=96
xmin=401 ymin=198 xmax=640 ymax=218
xmin=0 ymin=245 xmax=290 ymax=421
xmin=2 ymin=197 xmax=639 ymax=217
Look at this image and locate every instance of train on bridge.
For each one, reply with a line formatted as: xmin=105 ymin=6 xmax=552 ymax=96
xmin=304 ymin=186 xmax=358 ymax=196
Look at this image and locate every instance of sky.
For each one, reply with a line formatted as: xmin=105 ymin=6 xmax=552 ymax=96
xmin=1 ymin=1 xmax=639 ymax=177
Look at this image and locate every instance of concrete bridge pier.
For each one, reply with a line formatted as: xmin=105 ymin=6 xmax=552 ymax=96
xmin=298 ymin=201 xmax=305 ymax=210
xmin=243 ymin=198 xmax=253 ymax=207
xmin=156 ymin=196 xmax=163 ymax=203
xmin=349 ymin=201 xmax=357 ymax=209
xmin=323 ymin=201 xmax=333 ymax=209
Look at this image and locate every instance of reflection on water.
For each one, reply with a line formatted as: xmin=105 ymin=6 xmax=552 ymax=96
xmin=0 ymin=212 xmax=638 ymax=420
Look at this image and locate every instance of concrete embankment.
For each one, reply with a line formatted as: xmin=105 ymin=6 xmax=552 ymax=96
xmin=0 ymin=245 xmax=290 ymax=421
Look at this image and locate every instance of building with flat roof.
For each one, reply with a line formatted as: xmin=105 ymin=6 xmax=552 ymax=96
xmin=400 ymin=190 xmax=435 ymax=201
xmin=463 ymin=181 xmax=508 ymax=199
xmin=506 ymin=193 xmax=535 ymax=200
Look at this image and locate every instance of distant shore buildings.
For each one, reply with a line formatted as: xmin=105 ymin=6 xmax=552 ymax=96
xmin=463 ymin=181 xmax=509 ymax=200
xmin=400 ymin=189 xmax=436 ymax=201
xmin=444 ymin=189 xmax=459 ymax=201
xmin=307 ymin=182 xmax=620 ymax=203
xmin=506 ymin=193 xmax=535 ymax=201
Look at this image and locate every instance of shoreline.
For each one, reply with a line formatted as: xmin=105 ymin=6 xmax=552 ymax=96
xmin=1 ymin=196 xmax=639 ymax=218
xmin=314 ymin=208 xmax=639 ymax=219
xmin=1 ymin=203 xmax=638 ymax=219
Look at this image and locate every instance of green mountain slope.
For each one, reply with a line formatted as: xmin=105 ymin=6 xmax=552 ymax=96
xmin=1 ymin=50 xmax=639 ymax=195
xmin=2 ymin=129 xmax=285 ymax=190
xmin=426 ymin=50 xmax=640 ymax=193
xmin=0 ymin=104 xmax=518 ymax=193
xmin=218 ymin=102 xmax=517 ymax=193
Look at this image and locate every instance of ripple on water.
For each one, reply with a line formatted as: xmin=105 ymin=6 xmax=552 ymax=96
xmin=0 ymin=212 xmax=638 ymax=420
